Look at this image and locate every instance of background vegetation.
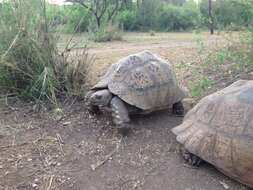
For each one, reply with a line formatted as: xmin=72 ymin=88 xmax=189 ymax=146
xmin=0 ymin=0 xmax=91 ymax=104
xmin=44 ymin=0 xmax=252 ymax=33
xmin=0 ymin=0 xmax=252 ymax=103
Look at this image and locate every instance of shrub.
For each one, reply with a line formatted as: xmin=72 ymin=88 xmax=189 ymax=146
xmin=0 ymin=0 xmax=91 ymax=103
xmin=157 ymin=2 xmax=200 ymax=31
xmin=200 ymin=0 xmax=253 ymax=31
xmin=189 ymin=77 xmax=212 ymax=97
xmin=118 ymin=10 xmax=137 ymax=31
xmin=46 ymin=4 xmax=90 ymax=33
xmin=89 ymin=23 xmax=123 ymax=42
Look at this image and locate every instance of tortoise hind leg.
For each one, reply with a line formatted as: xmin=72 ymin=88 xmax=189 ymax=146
xmin=172 ymin=101 xmax=184 ymax=116
xmin=182 ymin=148 xmax=203 ymax=167
xmin=110 ymin=97 xmax=131 ymax=136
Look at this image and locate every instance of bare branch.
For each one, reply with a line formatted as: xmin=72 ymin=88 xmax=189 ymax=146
xmin=65 ymin=0 xmax=123 ymax=28
xmin=107 ymin=0 xmax=119 ymax=22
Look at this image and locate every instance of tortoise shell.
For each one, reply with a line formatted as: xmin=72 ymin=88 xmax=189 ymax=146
xmin=92 ymin=51 xmax=186 ymax=110
xmin=172 ymin=80 xmax=253 ymax=187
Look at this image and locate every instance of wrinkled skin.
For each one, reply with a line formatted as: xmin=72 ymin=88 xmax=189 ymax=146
xmin=87 ymin=89 xmax=112 ymax=107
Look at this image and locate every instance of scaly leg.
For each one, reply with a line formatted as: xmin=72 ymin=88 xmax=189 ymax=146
xmin=182 ymin=148 xmax=203 ymax=167
xmin=85 ymin=90 xmax=100 ymax=114
xmin=110 ymin=97 xmax=131 ymax=135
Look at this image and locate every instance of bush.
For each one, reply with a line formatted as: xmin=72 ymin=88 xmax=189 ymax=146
xmin=89 ymin=23 xmax=123 ymax=42
xmin=46 ymin=4 xmax=90 ymax=33
xmin=0 ymin=0 xmax=91 ymax=103
xmin=0 ymin=1 xmax=57 ymax=102
xmin=157 ymin=3 xmax=200 ymax=31
xmin=200 ymin=0 xmax=253 ymax=31
xmin=118 ymin=10 xmax=137 ymax=31
xmin=189 ymin=77 xmax=212 ymax=97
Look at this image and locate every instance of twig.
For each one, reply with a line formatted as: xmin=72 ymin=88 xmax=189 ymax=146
xmin=12 ymin=135 xmax=16 ymax=146
xmin=56 ymin=133 xmax=65 ymax=155
xmin=0 ymin=142 xmax=28 ymax=150
xmin=90 ymin=138 xmax=122 ymax=171
xmin=46 ymin=175 xmax=54 ymax=190
xmin=63 ymin=15 xmax=86 ymax=52
xmin=1 ymin=30 xmax=21 ymax=60
xmin=5 ymin=95 xmax=18 ymax=111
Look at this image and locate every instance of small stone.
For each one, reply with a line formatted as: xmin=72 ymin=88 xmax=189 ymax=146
xmin=32 ymin=183 xmax=37 ymax=188
xmin=0 ymin=165 xmax=3 ymax=169
xmin=57 ymin=162 xmax=61 ymax=166
xmin=50 ymin=161 xmax=57 ymax=166
xmin=219 ymin=181 xmax=229 ymax=189
xmin=63 ymin=121 xmax=71 ymax=126
xmin=27 ymin=158 xmax=33 ymax=161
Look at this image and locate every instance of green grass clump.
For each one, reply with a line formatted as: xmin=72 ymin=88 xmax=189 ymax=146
xmin=0 ymin=0 xmax=58 ymax=102
xmin=189 ymin=77 xmax=212 ymax=98
xmin=0 ymin=0 xmax=91 ymax=103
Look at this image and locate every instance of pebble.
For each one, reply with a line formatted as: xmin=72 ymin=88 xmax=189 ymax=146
xmin=32 ymin=183 xmax=37 ymax=188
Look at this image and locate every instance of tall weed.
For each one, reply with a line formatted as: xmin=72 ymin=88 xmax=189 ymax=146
xmin=0 ymin=0 xmax=91 ymax=103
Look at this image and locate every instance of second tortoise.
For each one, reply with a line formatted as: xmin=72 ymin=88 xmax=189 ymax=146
xmin=172 ymin=79 xmax=253 ymax=188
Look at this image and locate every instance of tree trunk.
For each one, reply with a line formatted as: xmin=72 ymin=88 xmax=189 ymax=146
xmin=95 ymin=15 xmax=101 ymax=29
xmin=208 ymin=0 xmax=214 ymax=35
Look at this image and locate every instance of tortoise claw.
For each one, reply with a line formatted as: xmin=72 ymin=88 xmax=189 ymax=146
xmin=117 ymin=125 xmax=131 ymax=137
xmin=182 ymin=149 xmax=202 ymax=167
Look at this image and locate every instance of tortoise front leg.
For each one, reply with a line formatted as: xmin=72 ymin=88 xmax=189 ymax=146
xmin=85 ymin=90 xmax=100 ymax=114
xmin=182 ymin=148 xmax=203 ymax=167
xmin=110 ymin=97 xmax=131 ymax=135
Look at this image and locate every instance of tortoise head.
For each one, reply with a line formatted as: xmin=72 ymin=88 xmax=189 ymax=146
xmin=88 ymin=89 xmax=112 ymax=106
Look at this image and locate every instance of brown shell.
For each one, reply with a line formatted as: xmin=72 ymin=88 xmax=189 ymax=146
xmin=92 ymin=51 xmax=186 ymax=110
xmin=172 ymin=80 xmax=253 ymax=187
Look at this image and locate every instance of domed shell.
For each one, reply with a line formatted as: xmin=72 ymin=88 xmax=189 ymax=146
xmin=92 ymin=51 xmax=186 ymax=110
xmin=172 ymin=80 xmax=253 ymax=187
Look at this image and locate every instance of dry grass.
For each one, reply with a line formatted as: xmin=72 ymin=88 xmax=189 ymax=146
xmin=58 ymin=31 xmax=247 ymax=99
xmin=67 ymin=32 xmax=224 ymax=87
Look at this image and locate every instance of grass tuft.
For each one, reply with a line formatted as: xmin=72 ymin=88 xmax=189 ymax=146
xmin=0 ymin=0 xmax=92 ymax=104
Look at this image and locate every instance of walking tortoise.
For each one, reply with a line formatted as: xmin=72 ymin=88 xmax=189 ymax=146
xmin=86 ymin=51 xmax=186 ymax=132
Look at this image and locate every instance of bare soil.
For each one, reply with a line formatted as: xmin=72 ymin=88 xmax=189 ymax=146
xmin=0 ymin=32 xmax=250 ymax=190
xmin=0 ymin=101 xmax=249 ymax=190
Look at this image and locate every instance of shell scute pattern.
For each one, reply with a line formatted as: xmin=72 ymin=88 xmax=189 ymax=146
xmin=172 ymin=80 xmax=253 ymax=188
xmin=211 ymin=103 xmax=247 ymax=136
xmin=147 ymin=61 xmax=170 ymax=84
xmin=94 ymin=50 xmax=186 ymax=110
xmin=130 ymin=69 xmax=153 ymax=90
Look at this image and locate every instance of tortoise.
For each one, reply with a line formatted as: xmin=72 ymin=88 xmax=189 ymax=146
xmin=86 ymin=50 xmax=186 ymax=131
xmin=172 ymin=79 xmax=253 ymax=188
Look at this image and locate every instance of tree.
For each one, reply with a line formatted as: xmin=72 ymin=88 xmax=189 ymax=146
xmin=65 ymin=0 xmax=124 ymax=29
xmin=208 ymin=0 xmax=214 ymax=34
xmin=162 ymin=0 xmax=186 ymax=6
xmin=200 ymin=0 xmax=216 ymax=32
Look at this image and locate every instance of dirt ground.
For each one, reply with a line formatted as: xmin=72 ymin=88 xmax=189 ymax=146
xmin=0 ymin=32 xmax=250 ymax=190
xmin=0 ymin=101 xmax=249 ymax=190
